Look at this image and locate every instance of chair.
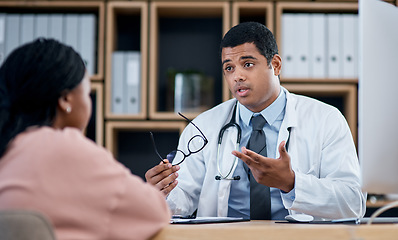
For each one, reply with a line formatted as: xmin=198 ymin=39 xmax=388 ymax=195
xmin=0 ymin=210 xmax=56 ymax=240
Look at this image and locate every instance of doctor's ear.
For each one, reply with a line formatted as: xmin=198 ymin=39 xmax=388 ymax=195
xmin=271 ymin=54 xmax=282 ymax=76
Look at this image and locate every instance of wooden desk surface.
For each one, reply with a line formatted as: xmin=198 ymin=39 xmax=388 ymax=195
xmin=152 ymin=220 xmax=398 ymax=240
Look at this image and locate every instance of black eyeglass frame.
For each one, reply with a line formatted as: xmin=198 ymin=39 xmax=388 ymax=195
xmin=150 ymin=112 xmax=208 ymax=166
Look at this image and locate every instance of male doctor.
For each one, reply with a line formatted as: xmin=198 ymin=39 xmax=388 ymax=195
xmin=145 ymin=22 xmax=366 ymax=220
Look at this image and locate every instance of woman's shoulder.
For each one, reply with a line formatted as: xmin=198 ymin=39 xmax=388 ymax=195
xmin=17 ymin=126 xmax=111 ymax=160
xmin=24 ymin=126 xmax=92 ymax=145
xmin=1 ymin=127 xmax=116 ymax=182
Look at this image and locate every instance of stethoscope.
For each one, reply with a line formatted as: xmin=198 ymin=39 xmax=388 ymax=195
xmin=215 ymin=101 xmax=291 ymax=181
xmin=215 ymin=101 xmax=242 ymax=181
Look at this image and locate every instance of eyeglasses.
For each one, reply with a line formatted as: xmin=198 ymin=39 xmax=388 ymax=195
xmin=150 ymin=112 xmax=208 ymax=166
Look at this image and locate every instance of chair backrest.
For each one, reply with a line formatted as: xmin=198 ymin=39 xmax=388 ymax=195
xmin=0 ymin=210 xmax=56 ymax=240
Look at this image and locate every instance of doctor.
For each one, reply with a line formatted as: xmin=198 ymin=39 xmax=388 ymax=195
xmin=145 ymin=22 xmax=366 ymax=220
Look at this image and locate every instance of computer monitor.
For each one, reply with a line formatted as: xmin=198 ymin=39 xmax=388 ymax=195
xmin=359 ymin=0 xmax=398 ymax=195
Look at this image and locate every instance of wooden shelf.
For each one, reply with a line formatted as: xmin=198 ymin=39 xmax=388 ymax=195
xmin=281 ymin=78 xmax=358 ymax=84
xmin=148 ymin=1 xmax=231 ymax=120
xmin=105 ymin=1 xmax=148 ymax=120
xmin=274 ymin=2 xmax=360 ymax=146
xmin=1 ymin=0 xmax=373 ymax=178
xmin=105 ymin=120 xmax=186 ymax=179
xmin=275 ymin=2 xmax=358 ymax=83
xmin=232 ymin=1 xmax=274 ymax=31
xmin=275 ymin=2 xmax=358 ymax=71
xmin=0 ymin=1 xmax=105 ymax=81
xmin=105 ymin=121 xmax=187 ymax=158
xmin=86 ymin=82 xmax=104 ymax=146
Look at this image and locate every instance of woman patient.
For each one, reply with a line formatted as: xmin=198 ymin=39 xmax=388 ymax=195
xmin=0 ymin=39 xmax=170 ymax=240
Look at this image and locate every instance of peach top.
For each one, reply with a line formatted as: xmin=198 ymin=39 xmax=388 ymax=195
xmin=0 ymin=127 xmax=170 ymax=240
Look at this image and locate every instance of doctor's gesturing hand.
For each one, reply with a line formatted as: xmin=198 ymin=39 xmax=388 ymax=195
xmin=232 ymin=141 xmax=295 ymax=193
xmin=145 ymin=160 xmax=180 ymax=196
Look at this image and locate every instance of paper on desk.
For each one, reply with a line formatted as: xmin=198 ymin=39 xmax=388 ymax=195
xmin=170 ymin=217 xmax=249 ymax=224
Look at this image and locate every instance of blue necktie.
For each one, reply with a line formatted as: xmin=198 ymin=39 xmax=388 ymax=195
xmin=246 ymin=115 xmax=271 ymax=220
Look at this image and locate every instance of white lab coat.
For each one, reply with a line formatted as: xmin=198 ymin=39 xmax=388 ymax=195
xmin=167 ymin=87 xmax=366 ymax=220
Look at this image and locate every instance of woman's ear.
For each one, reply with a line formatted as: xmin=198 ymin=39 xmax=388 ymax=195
xmin=271 ymin=54 xmax=282 ymax=76
xmin=57 ymin=91 xmax=72 ymax=114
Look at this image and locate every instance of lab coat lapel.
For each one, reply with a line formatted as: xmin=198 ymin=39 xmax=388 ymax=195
xmin=276 ymin=87 xmax=298 ymax=159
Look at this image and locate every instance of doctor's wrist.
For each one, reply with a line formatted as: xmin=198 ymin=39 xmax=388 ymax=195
xmin=280 ymin=170 xmax=295 ymax=193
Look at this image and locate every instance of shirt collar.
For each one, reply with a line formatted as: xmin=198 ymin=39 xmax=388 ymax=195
xmin=238 ymin=87 xmax=286 ymax=127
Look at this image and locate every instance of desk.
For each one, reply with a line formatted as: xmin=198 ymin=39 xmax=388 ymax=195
xmin=151 ymin=221 xmax=398 ymax=240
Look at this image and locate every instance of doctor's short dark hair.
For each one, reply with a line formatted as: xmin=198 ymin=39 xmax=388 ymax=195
xmin=0 ymin=38 xmax=85 ymax=157
xmin=220 ymin=22 xmax=279 ymax=67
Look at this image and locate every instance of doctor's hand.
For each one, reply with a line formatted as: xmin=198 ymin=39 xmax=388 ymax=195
xmin=232 ymin=141 xmax=295 ymax=193
xmin=145 ymin=159 xmax=180 ymax=196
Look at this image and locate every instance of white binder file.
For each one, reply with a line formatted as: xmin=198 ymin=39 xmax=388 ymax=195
xmin=0 ymin=13 xmax=6 ymax=66
xmin=79 ymin=14 xmax=96 ymax=76
xmin=327 ymin=14 xmax=342 ymax=78
xmin=35 ymin=14 xmax=49 ymax=39
xmin=352 ymin=15 xmax=359 ymax=79
xmin=49 ymin=14 xmax=63 ymax=41
xmin=5 ymin=14 xmax=20 ymax=60
xmin=112 ymin=52 xmax=125 ymax=114
xmin=20 ymin=14 xmax=35 ymax=45
xmin=125 ymin=51 xmax=141 ymax=114
xmin=64 ymin=14 xmax=79 ymax=50
xmin=342 ymin=14 xmax=356 ymax=79
xmin=281 ymin=13 xmax=296 ymax=78
xmin=309 ymin=13 xmax=326 ymax=78
xmin=295 ymin=14 xmax=310 ymax=78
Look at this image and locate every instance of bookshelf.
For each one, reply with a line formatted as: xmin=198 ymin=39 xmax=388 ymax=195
xmin=275 ymin=1 xmax=359 ymax=147
xmin=105 ymin=1 xmax=148 ymax=120
xmin=148 ymin=1 xmax=230 ymax=120
xmin=0 ymin=1 xmax=104 ymax=81
xmin=105 ymin=121 xmax=186 ymax=179
xmin=275 ymin=2 xmax=359 ymax=83
xmin=4 ymin=0 xmax=397 ymax=183
xmin=0 ymin=1 xmax=105 ymax=148
xmin=231 ymin=1 xmax=274 ymax=31
xmin=87 ymin=82 xmax=104 ymax=146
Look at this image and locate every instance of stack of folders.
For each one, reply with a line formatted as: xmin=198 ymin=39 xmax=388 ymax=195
xmin=282 ymin=13 xmax=358 ymax=79
xmin=111 ymin=51 xmax=141 ymax=115
xmin=0 ymin=13 xmax=96 ymax=76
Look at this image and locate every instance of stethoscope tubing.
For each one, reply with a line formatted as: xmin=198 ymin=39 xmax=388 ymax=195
xmin=215 ymin=101 xmax=291 ymax=181
xmin=215 ymin=102 xmax=242 ymax=180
